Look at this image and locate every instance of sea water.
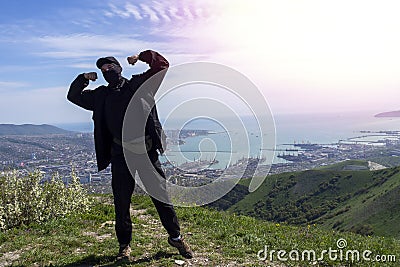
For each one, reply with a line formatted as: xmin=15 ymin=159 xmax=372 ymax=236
xmin=161 ymin=111 xmax=400 ymax=168
xmin=57 ymin=111 xmax=400 ymax=168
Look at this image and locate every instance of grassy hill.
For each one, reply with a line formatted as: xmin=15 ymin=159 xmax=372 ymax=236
xmin=317 ymin=159 xmax=369 ymax=171
xmin=212 ymin=161 xmax=400 ymax=239
xmin=0 ymin=194 xmax=398 ymax=266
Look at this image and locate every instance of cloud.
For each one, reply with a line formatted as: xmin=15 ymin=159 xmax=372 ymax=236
xmin=0 ymin=86 xmax=91 ymax=124
xmin=167 ymin=6 xmax=182 ymax=20
xmin=140 ymin=4 xmax=160 ymax=22
xmin=1 ymin=0 xmax=223 ymax=65
xmin=151 ymin=2 xmax=172 ymax=22
xmin=32 ymin=32 xmax=216 ymax=69
xmin=107 ymin=3 xmax=136 ymax=19
xmin=102 ymin=0 xmax=211 ymax=24
xmin=33 ymin=34 xmax=155 ymax=58
xmin=125 ymin=3 xmax=143 ymax=20
xmin=0 ymin=81 xmax=29 ymax=89
xmin=67 ymin=63 xmax=96 ymax=69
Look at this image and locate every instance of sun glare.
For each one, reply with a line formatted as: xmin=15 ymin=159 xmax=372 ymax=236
xmin=208 ymin=0 xmax=400 ymax=90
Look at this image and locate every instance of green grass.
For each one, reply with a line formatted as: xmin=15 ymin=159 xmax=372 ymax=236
xmin=0 ymin=194 xmax=399 ymax=266
xmin=368 ymin=153 xmax=400 ymax=167
xmin=320 ymin=168 xmax=400 ymax=236
xmin=221 ymin=164 xmax=400 ymax=239
xmin=317 ymin=160 xmax=369 ymax=171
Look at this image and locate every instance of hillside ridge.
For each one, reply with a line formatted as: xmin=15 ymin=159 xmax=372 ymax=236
xmin=0 ymin=123 xmax=72 ymax=135
xmin=208 ymin=160 xmax=400 ymax=238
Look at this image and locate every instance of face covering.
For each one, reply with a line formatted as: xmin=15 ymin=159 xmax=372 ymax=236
xmin=103 ymin=64 xmax=122 ymax=87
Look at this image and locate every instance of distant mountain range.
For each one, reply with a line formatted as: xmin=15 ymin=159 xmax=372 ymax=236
xmin=0 ymin=124 xmax=72 ymax=136
xmin=375 ymin=110 xmax=400 ymax=117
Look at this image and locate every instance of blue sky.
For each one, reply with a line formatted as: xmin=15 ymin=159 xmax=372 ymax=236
xmin=1 ymin=0 xmax=400 ymax=124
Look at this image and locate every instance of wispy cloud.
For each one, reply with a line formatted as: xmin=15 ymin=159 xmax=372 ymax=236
xmin=32 ymin=32 xmax=216 ymax=68
xmin=125 ymin=3 xmax=143 ymax=20
xmin=107 ymin=3 xmax=138 ymax=19
xmin=68 ymin=63 xmax=97 ymax=69
xmin=1 ymin=0 xmax=222 ymax=66
xmin=139 ymin=3 xmax=160 ymax=22
xmin=33 ymin=34 xmax=152 ymax=58
xmin=152 ymin=2 xmax=172 ymax=22
xmin=0 ymin=81 xmax=29 ymax=89
xmin=101 ymin=1 xmax=213 ymax=24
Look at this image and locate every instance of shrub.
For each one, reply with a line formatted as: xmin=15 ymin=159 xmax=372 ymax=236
xmin=0 ymin=170 xmax=91 ymax=231
xmin=351 ymin=224 xmax=374 ymax=236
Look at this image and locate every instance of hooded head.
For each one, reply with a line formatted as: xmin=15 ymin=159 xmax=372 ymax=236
xmin=96 ymin=57 xmax=123 ymax=87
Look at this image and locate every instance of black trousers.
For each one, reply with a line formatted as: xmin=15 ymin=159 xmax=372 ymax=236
xmin=111 ymin=150 xmax=180 ymax=245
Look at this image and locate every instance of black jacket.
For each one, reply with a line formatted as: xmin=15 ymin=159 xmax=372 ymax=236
xmin=67 ymin=50 xmax=168 ymax=171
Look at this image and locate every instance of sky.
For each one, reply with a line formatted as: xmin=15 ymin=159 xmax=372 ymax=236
xmin=1 ymin=0 xmax=400 ymax=124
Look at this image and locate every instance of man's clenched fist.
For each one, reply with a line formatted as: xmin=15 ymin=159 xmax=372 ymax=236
xmin=84 ymin=72 xmax=98 ymax=81
xmin=127 ymin=55 xmax=139 ymax=65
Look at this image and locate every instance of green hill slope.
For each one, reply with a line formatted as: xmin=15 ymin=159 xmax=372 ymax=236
xmin=317 ymin=159 xmax=369 ymax=171
xmin=221 ymin=162 xmax=400 ymax=238
xmin=0 ymin=195 xmax=398 ymax=266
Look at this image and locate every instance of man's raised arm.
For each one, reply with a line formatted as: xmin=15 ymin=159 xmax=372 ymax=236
xmin=127 ymin=50 xmax=169 ymax=93
xmin=67 ymin=72 xmax=97 ymax=111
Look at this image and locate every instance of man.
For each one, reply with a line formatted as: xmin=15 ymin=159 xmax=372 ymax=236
xmin=67 ymin=50 xmax=193 ymax=261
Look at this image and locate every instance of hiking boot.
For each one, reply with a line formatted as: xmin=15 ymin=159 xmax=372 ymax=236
xmin=168 ymin=236 xmax=193 ymax=259
xmin=116 ymin=244 xmax=131 ymax=261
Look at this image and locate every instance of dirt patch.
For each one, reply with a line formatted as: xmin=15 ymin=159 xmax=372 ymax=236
xmin=131 ymin=208 xmax=147 ymax=216
xmin=82 ymin=231 xmax=112 ymax=242
xmin=368 ymin=161 xmax=387 ymax=171
xmin=100 ymin=220 xmax=115 ymax=228
xmin=0 ymin=248 xmax=25 ymax=267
